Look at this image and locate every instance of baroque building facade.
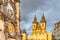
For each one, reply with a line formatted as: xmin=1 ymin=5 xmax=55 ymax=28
xmin=54 ymin=21 xmax=60 ymax=40
xmin=22 ymin=14 xmax=52 ymax=40
xmin=0 ymin=0 xmax=20 ymax=40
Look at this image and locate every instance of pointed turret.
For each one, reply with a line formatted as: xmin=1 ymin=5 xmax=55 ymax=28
xmin=32 ymin=15 xmax=38 ymax=35
xmin=33 ymin=15 xmax=37 ymax=23
xmin=41 ymin=13 xmax=46 ymax=23
xmin=40 ymin=13 xmax=46 ymax=33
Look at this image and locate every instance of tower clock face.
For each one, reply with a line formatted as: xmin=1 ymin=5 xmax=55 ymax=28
xmin=8 ymin=23 xmax=15 ymax=36
xmin=7 ymin=3 xmax=14 ymax=16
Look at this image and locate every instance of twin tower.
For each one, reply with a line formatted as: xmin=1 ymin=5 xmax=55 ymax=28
xmin=22 ymin=13 xmax=53 ymax=40
xmin=32 ymin=14 xmax=46 ymax=35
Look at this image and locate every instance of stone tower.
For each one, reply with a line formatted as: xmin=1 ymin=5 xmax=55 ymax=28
xmin=40 ymin=13 xmax=46 ymax=34
xmin=32 ymin=15 xmax=38 ymax=35
xmin=0 ymin=0 xmax=20 ymax=40
xmin=32 ymin=15 xmax=41 ymax=35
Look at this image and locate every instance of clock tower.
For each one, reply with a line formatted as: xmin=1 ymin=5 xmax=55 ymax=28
xmin=0 ymin=0 xmax=20 ymax=40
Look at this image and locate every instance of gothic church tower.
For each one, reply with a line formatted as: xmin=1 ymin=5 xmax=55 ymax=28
xmin=32 ymin=13 xmax=46 ymax=35
xmin=32 ymin=15 xmax=38 ymax=35
xmin=40 ymin=13 xmax=46 ymax=34
xmin=32 ymin=15 xmax=41 ymax=35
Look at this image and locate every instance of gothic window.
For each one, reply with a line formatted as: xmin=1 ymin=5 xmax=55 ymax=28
xmin=33 ymin=29 xmax=35 ymax=32
xmin=41 ymin=23 xmax=45 ymax=29
xmin=34 ymin=25 xmax=35 ymax=28
xmin=33 ymin=24 xmax=35 ymax=29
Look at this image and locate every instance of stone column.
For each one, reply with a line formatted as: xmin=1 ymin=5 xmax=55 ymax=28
xmin=15 ymin=0 xmax=20 ymax=40
xmin=0 ymin=14 xmax=6 ymax=40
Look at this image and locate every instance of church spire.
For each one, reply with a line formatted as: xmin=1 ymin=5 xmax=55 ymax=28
xmin=42 ymin=13 xmax=45 ymax=20
xmin=33 ymin=15 xmax=37 ymax=22
xmin=41 ymin=12 xmax=46 ymax=23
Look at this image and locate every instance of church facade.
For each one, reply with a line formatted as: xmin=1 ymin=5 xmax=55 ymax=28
xmin=0 ymin=0 xmax=20 ymax=40
xmin=22 ymin=14 xmax=52 ymax=40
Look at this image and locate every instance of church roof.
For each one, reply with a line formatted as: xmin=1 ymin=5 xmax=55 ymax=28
xmin=33 ymin=15 xmax=37 ymax=23
xmin=40 ymin=13 xmax=46 ymax=23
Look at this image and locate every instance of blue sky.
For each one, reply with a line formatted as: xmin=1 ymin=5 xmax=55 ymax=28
xmin=20 ymin=0 xmax=60 ymax=35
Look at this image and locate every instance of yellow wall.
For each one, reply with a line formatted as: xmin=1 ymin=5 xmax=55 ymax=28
xmin=48 ymin=33 xmax=52 ymax=40
xmin=22 ymin=33 xmax=26 ymax=40
xmin=26 ymin=31 xmax=52 ymax=40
